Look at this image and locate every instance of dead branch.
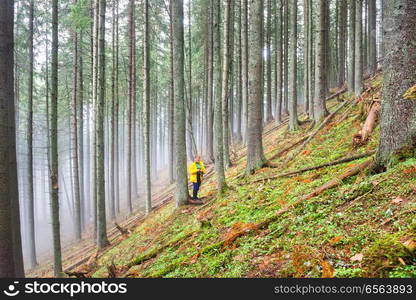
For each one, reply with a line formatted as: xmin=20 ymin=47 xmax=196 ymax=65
xmin=353 ymin=102 xmax=381 ymax=146
xmin=114 ymin=222 xmax=130 ymax=237
xmin=64 ymin=270 xmax=89 ymax=278
xmin=280 ymin=100 xmax=350 ymax=168
xmin=268 ymin=135 xmax=310 ymax=161
xmin=274 ymin=159 xmax=373 ymax=217
xmin=252 ymin=151 xmax=376 ymax=183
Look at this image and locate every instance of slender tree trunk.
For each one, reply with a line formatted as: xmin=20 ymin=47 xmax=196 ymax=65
xmin=241 ymin=0 xmax=249 ymax=142
xmin=223 ymin=0 xmax=232 ymax=168
xmin=246 ymin=0 xmax=266 ymax=174
xmin=235 ymin=0 xmax=243 ymax=143
xmin=283 ymin=0 xmax=289 ymax=116
xmin=127 ymin=0 xmax=134 ymax=213
xmin=109 ymin=0 xmax=116 ymax=220
xmin=348 ymin=0 xmax=356 ymax=92
xmin=288 ymin=0 xmax=299 ymax=131
xmin=172 ymin=0 xmax=189 ymax=206
xmin=213 ymin=0 xmax=226 ymax=192
xmin=71 ymin=0 xmax=82 ymax=241
xmin=368 ymin=0 xmax=377 ymax=75
xmin=168 ymin=0 xmax=175 ymax=182
xmin=303 ymin=0 xmax=310 ymax=116
xmin=143 ymin=0 xmax=152 ymax=214
xmin=338 ymin=0 xmax=347 ymax=87
xmin=206 ymin=0 xmax=214 ymax=161
xmin=51 ymin=0 xmax=63 ymax=277
xmin=265 ymin=0 xmax=273 ymax=122
xmin=314 ymin=0 xmax=329 ymax=122
xmin=275 ymin=0 xmax=283 ymax=124
xmin=27 ymin=0 xmax=38 ymax=268
xmin=78 ymin=31 xmax=85 ymax=231
xmin=354 ymin=0 xmax=363 ymax=96
xmin=96 ymin=0 xmax=109 ymax=249
xmin=376 ymin=0 xmax=416 ymax=169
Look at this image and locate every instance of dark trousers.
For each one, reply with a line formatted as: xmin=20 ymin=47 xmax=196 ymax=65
xmin=192 ymin=182 xmax=201 ymax=200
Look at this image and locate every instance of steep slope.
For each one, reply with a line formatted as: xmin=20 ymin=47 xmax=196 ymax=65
xmin=78 ymin=75 xmax=416 ymax=278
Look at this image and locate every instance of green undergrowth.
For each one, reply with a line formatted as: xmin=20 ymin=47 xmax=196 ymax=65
xmin=91 ymin=76 xmax=416 ymax=278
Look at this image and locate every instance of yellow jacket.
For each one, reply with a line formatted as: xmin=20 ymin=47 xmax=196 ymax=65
xmin=189 ymin=161 xmax=206 ymax=183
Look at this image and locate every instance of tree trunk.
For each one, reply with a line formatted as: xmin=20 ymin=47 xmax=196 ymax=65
xmin=96 ymin=0 xmax=109 ymax=250
xmin=288 ymin=0 xmax=299 ymax=131
xmin=27 ymin=0 xmax=38 ymax=268
xmin=376 ymin=0 xmax=416 ymax=169
xmin=71 ymin=0 xmax=82 ymax=241
xmin=275 ymin=0 xmax=283 ymax=124
xmin=127 ymin=0 xmax=134 ymax=213
xmin=265 ymin=0 xmax=273 ymax=122
xmin=223 ymin=0 xmax=232 ymax=168
xmin=172 ymin=0 xmax=189 ymax=206
xmin=143 ymin=0 xmax=152 ymax=214
xmin=314 ymin=0 xmax=329 ymax=122
xmin=51 ymin=0 xmax=63 ymax=277
xmin=348 ymin=0 xmax=356 ymax=92
xmin=283 ymin=0 xmax=289 ymax=115
xmin=0 ymin=0 xmax=25 ymax=278
xmin=235 ymin=0 xmax=243 ymax=143
xmin=338 ymin=0 xmax=347 ymax=87
xmin=368 ymin=0 xmax=377 ymax=76
xmin=246 ymin=0 xmax=266 ymax=174
xmin=241 ymin=0 xmax=249 ymax=142
xmin=213 ymin=0 xmax=226 ymax=191
xmin=354 ymin=0 xmax=363 ymax=96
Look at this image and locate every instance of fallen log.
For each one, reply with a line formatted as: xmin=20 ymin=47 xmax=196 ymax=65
xmin=253 ymin=151 xmax=376 ymax=183
xmin=275 ymin=158 xmax=373 ymax=217
xmin=353 ymin=102 xmax=381 ymax=146
xmin=280 ymin=100 xmax=350 ymax=168
xmin=126 ymin=230 xmax=196 ymax=269
xmin=267 ymin=135 xmax=310 ymax=161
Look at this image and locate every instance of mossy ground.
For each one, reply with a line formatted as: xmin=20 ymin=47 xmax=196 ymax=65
xmin=91 ymin=75 xmax=416 ymax=278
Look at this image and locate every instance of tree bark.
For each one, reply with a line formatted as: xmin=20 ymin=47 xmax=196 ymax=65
xmin=354 ymin=0 xmax=363 ymax=96
xmin=27 ymin=0 xmax=38 ymax=268
xmin=143 ymin=0 xmax=152 ymax=214
xmin=246 ymin=0 xmax=266 ymax=174
xmin=51 ymin=0 xmax=63 ymax=277
xmin=348 ymin=1 xmax=356 ymax=93
xmin=0 ymin=0 xmax=25 ymax=278
xmin=172 ymin=0 xmax=189 ymax=206
xmin=376 ymin=0 xmax=416 ymax=169
xmin=314 ymin=0 xmax=329 ymax=122
xmin=96 ymin=0 xmax=109 ymax=249
xmin=288 ymin=0 xmax=299 ymax=131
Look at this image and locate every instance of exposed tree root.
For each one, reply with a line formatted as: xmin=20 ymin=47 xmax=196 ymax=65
xmin=252 ymin=151 xmax=376 ymax=183
xmin=280 ymin=100 xmax=350 ymax=169
xmin=353 ymin=102 xmax=380 ymax=146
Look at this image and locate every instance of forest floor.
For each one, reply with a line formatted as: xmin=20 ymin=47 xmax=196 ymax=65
xmin=31 ymin=74 xmax=416 ymax=278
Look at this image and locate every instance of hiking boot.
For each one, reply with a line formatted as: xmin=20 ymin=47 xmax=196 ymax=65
xmin=188 ymin=198 xmax=204 ymax=205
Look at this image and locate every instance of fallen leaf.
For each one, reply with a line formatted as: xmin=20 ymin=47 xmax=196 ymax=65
xmin=391 ymin=196 xmax=404 ymax=204
xmin=350 ymin=253 xmax=363 ymax=262
xmin=329 ymin=236 xmax=343 ymax=246
xmin=402 ymin=239 xmax=416 ymax=252
xmin=398 ymin=257 xmax=406 ymax=266
xmin=321 ymin=260 xmax=334 ymax=278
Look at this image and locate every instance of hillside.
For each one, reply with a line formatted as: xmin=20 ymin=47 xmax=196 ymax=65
xmin=41 ymin=75 xmax=416 ymax=278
